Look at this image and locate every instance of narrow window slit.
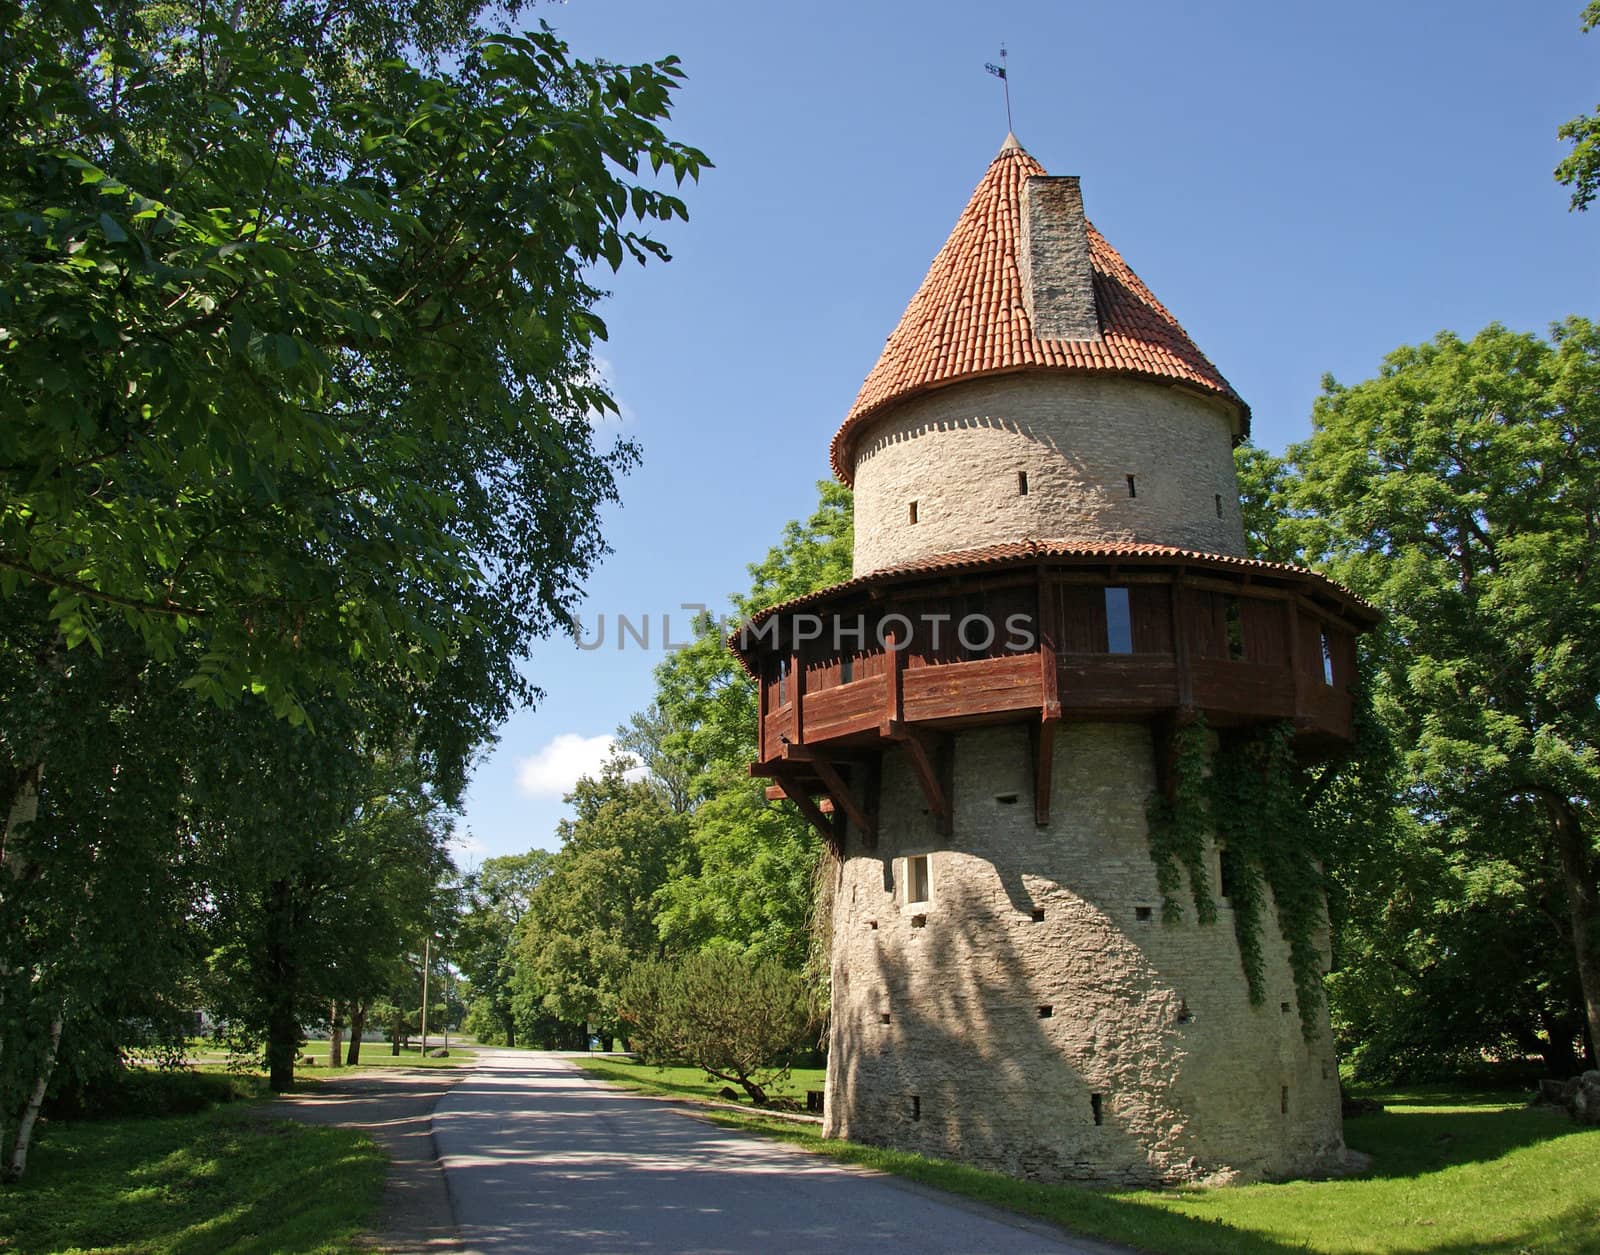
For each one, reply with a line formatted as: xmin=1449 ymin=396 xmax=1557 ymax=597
xmin=911 ymin=1095 xmax=921 ymax=1121
xmin=908 ymin=501 xmax=919 ymax=525
xmin=1281 ymin=1085 xmax=1289 ymax=1114
xmin=1091 ymin=1093 xmax=1104 ymax=1126
xmin=1017 ymin=470 xmax=1029 ymax=496
xmin=1215 ymin=492 xmax=1224 ymax=518
xmin=1126 ymin=474 xmax=1138 ymax=498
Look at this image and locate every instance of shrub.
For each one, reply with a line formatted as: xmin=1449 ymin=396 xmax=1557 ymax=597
xmin=619 ymin=952 xmax=812 ymax=1105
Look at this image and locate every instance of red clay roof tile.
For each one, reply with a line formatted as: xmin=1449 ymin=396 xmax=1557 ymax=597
xmin=830 ymin=140 xmax=1249 ymax=484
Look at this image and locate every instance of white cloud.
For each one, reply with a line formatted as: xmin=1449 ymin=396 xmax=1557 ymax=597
xmin=585 ymin=354 xmax=636 ymax=427
xmin=515 ymin=732 xmax=620 ymax=798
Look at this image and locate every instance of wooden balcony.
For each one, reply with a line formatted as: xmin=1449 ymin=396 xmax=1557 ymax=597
xmin=736 ymin=549 xmax=1375 ymax=843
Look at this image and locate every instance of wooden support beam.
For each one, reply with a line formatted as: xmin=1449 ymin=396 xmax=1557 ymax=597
xmin=791 ymin=644 xmax=805 ymax=745
xmin=889 ymin=720 xmax=952 ymax=836
xmin=1037 ymin=567 xmax=1062 ymax=720
xmin=769 ymin=768 xmax=837 ymax=845
xmin=777 ymin=742 xmax=878 ymax=845
xmin=1170 ymin=572 xmax=1194 ymax=711
xmin=1285 ymin=597 xmax=1306 ymax=724
xmin=881 ymin=621 xmax=905 ymax=734
xmin=764 ymin=782 xmax=836 ymax=814
xmin=1030 ymin=716 xmax=1058 ymax=826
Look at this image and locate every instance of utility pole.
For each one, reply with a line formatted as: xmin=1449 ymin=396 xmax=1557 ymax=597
xmin=419 ymin=934 xmax=431 ymax=1057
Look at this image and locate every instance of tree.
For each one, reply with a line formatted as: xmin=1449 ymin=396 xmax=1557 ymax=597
xmin=457 ymin=851 xmax=552 ymax=1046
xmin=1282 ymin=320 xmax=1600 ymax=1070
xmin=618 ymin=951 xmax=812 ymax=1105
xmin=512 ymin=763 xmax=687 ymax=1039
xmin=0 ymin=0 xmax=704 ymax=1176
xmin=1557 ymin=2 xmax=1600 ymax=211
xmin=1 ymin=0 xmax=706 ymax=717
xmin=631 ymin=482 xmax=849 ymax=975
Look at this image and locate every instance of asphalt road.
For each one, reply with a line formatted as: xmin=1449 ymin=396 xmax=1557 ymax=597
xmin=432 ymin=1049 xmax=1113 ymax=1255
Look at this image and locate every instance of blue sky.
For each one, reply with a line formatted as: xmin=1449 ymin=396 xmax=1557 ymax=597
xmin=452 ymin=0 xmax=1600 ymax=865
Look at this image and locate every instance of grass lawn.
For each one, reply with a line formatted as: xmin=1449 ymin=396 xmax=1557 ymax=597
xmin=186 ymin=1042 xmax=475 ymax=1074
xmin=577 ymin=1060 xmax=1600 ymax=1255
xmin=0 ymin=1104 xmax=383 ymax=1254
xmin=571 ymin=1056 xmax=826 ymax=1106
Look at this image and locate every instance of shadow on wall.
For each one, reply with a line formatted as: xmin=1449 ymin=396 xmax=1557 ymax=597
xmin=826 ymin=722 xmax=1342 ymax=1187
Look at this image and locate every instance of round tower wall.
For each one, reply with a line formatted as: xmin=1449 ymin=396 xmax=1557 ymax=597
xmin=849 ymin=373 xmax=1247 ymax=575
xmin=822 ymin=722 xmax=1346 ymax=1185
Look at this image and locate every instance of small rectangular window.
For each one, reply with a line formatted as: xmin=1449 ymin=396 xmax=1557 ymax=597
xmin=1038 ymin=1005 xmax=1054 ymax=1019
xmin=1215 ymin=493 xmax=1224 ymax=518
xmin=1225 ymin=597 xmax=1245 ymax=660
xmin=1091 ymin=1093 xmax=1104 ymax=1126
xmin=840 ymin=654 xmax=854 ymax=684
xmin=908 ymin=501 xmax=919 ymax=525
xmin=1018 ymin=470 xmax=1029 ymax=496
xmin=777 ymin=657 xmax=788 ymax=705
xmin=1281 ymin=1085 xmax=1290 ymax=1114
xmin=1219 ymin=847 xmax=1239 ymax=901
xmin=1126 ymin=474 xmax=1138 ymax=499
xmin=1321 ymin=630 xmax=1336 ymax=685
xmin=1104 ymin=586 xmax=1133 ymax=654
xmin=905 ymin=854 xmax=931 ymax=906
xmin=911 ymin=1095 xmax=921 ymax=1121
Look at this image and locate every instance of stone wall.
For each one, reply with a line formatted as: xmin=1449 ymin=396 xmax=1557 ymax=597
xmin=823 ymin=722 xmax=1346 ymax=1185
xmin=850 ymin=374 xmax=1246 ymax=575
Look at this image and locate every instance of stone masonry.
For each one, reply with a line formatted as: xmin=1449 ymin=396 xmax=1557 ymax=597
xmin=823 ymin=723 xmax=1347 ymax=1185
xmin=852 ymin=373 xmax=1246 ymax=575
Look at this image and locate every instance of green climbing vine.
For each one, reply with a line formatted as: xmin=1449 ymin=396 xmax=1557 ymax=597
xmin=1145 ymin=720 xmax=1217 ymax=926
xmin=1146 ymin=716 xmax=1343 ymax=1039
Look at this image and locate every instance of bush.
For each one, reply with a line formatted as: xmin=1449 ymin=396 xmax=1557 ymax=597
xmin=47 ymin=1068 xmax=263 ymax=1121
xmin=619 ymin=951 xmax=812 ymax=1105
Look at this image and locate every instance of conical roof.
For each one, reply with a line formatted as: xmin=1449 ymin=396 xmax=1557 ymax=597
xmin=830 ymin=138 xmax=1249 ymax=484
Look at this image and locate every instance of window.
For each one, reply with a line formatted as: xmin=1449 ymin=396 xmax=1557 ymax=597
xmin=1215 ymin=492 xmax=1224 ymax=519
xmin=1225 ymin=596 xmax=1245 ymax=660
xmin=777 ymin=656 xmax=788 ymax=705
xmin=904 ymin=854 xmax=931 ymax=906
xmin=1091 ymin=1094 xmax=1105 ymax=1126
xmin=1219 ymin=847 xmax=1239 ymax=901
xmin=1017 ymin=470 xmax=1029 ymax=496
xmin=1126 ymin=474 xmax=1138 ymax=499
xmin=908 ymin=501 xmax=919 ymax=525
xmin=1104 ymin=586 xmax=1133 ymax=654
xmin=1320 ymin=630 xmax=1336 ymax=685
xmin=840 ymin=653 xmax=854 ymax=684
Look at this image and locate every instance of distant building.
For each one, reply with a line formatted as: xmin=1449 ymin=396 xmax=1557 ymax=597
xmin=734 ymin=136 xmax=1374 ymax=1184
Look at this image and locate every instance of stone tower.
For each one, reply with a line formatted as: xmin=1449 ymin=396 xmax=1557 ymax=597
xmin=734 ymin=136 xmax=1374 ymax=1185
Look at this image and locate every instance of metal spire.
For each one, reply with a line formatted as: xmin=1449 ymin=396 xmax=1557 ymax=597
xmin=984 ymin=43 xmax=1013 ymax=134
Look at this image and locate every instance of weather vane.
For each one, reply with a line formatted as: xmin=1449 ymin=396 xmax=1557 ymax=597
xmin=984 ymin=43 xmax=1013 ymax=133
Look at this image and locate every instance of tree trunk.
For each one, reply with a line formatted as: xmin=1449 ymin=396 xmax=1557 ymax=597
xmin=328 ymin=1002 xmax=344 ymax=1068
xmin=264 ymin=879 xmax=300 ymax=1092
xmin=1546 ymin=796 xmax=1600 ymax=1060
xmin=1539 ymin=1009 xmax=1582 ymax=1078
xmin=3 ymin=1011 xmax=62 ymax=1182
xmin=346 ymin=1003 xmax=365 ymax=1066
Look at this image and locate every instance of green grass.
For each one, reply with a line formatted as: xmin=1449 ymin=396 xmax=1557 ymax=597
xmin=0 ymin=1104 xmax=384 ymax=1254
xmin=579 ymin=1063 xmax=1600 ymax=1255
xmin=571 ymin=1056 xmax=826 ymax=1107
xmin=187 ymin=1042 xmax=475 ymax=1073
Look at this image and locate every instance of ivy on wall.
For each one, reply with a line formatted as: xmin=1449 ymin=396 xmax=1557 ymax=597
xmin=1147 ymin=717 xmax=1336 ymax=1039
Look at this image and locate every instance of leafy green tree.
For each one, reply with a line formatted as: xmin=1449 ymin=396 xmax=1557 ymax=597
xmin=627 ymin=482 xmax=849 ymax=975
xmin=0 ymin=0 xmax=703 ymax=1176
xmin=2 ymin=0 xmax=705 ymax=717
xmin=513 ymin=763 xmax=687 ymax=1039
xmin=1557 ymin=2 xmax=1600 ymax=211
xmin=457 ymin=851 xmax=552 ymax=1046
xmin=618 ymin=951 xmax=813 ymax=1105
xmin=1279 ymin=320 xmax=1600 ymax=1071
